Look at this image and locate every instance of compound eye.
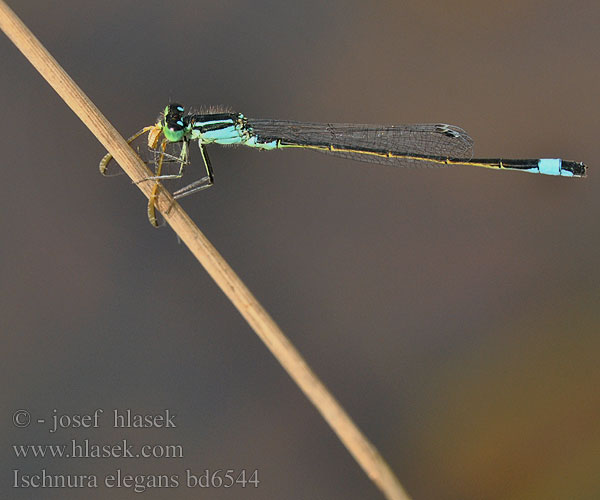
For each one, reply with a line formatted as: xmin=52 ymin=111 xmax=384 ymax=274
xmin=168 ymin=118 xmax=185 ymax=131
xmin=167 ymin=103 xmax=185 ymax=118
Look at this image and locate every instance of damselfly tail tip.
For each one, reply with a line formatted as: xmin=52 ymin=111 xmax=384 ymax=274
xmin=562 ymin=160 xmax=587 ymax=178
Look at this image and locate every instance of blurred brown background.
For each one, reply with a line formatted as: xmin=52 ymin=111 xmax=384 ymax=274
xmin=2 ymin=1 xmax=599 ymax=499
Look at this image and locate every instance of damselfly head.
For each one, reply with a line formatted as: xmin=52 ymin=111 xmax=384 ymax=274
xmin=162 ymin=103 xmax=187 ymax=143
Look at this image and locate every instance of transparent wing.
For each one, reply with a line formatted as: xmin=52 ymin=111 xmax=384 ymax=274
xmin=248 ymin=119 xmax=474 ymax=167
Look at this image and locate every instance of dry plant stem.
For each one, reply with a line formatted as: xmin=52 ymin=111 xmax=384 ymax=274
xmin=0 ymin=3 xmax=411 ymax=500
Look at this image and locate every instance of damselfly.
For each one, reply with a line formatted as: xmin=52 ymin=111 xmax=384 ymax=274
xmin=100 ymin=104 xmax=586 ymax=226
